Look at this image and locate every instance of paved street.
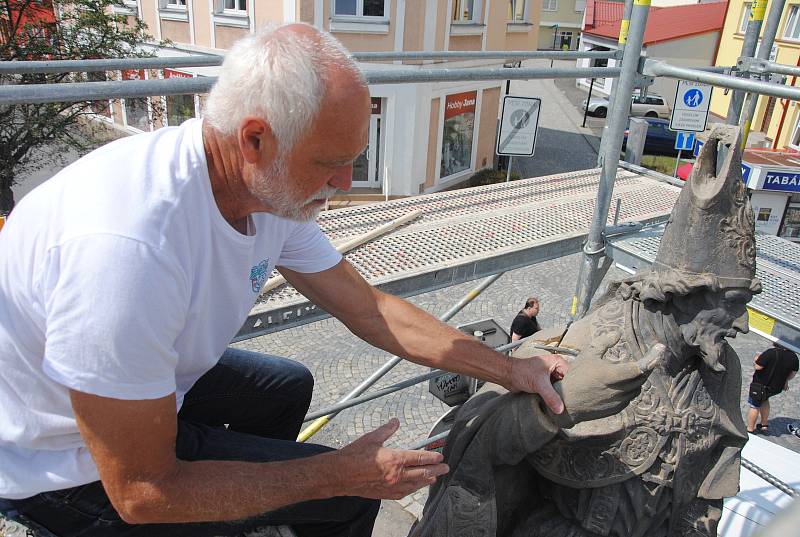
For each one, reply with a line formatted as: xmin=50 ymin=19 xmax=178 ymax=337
xmin=504 ymin=60 xmax=602 ymax=179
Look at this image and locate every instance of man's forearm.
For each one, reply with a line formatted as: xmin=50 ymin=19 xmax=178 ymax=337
xmin=118 ymin=451 xmax=340 ymax=524
xmin=346 ymin=290 xmax=514 ymax=389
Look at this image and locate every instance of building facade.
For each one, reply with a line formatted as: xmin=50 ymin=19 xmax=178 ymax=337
xmin=576 ymin=0 xmax=725 ymax=105
xmin=91 ymin=1 xmax=542 ymax=197
xmin=538 ymin=0 xmax=586 ymax=51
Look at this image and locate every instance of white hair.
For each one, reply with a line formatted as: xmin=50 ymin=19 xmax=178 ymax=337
xmin=204 ymin=23 xmax=364 ymax=152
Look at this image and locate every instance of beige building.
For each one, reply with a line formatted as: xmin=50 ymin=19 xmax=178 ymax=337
xmin=538 ymin=0 xmax=585 ymax=50
xmin=98 ymin=1 xmax=541 ymax=197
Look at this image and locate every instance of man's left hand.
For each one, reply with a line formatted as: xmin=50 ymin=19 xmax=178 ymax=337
xmin=507 ymin=354 xmax=570 ymax=414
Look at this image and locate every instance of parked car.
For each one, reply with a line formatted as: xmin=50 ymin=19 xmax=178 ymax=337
xmin=622 ymin=117 xmax=680 ymax=156
xmin=582 ymin=93 xmax=671 ymax=119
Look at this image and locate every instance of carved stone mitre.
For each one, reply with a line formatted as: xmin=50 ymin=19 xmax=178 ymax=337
xmin=653 ymin=124 xmax=760 ymax=292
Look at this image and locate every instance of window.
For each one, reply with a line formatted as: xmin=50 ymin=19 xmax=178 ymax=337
xmin=223 ymin=0 xmax=246 ymax=13
xmin=122 ymin=70 xmax=152 ymax=132
xmin=333 ymin=0 xmax=385 ymax=17
xmin=452 ymin=0 xmax=479 ymax=22
xmin=440 ymin=91 xmax=477 ymax=179
xmin=574 ymin=0 xmax=586 ymax=11
xmin=739 ymin=2 xmax=751 ymax=33
xmin=785 ymin=5 xmax=800 ymax=40
xmin=163 ymin=70 xmax=196 ymax=126
xmin=542 ymin=0 xmax=558 ymax=12
xmin=508 ymin=0 xmax=526 ymax=21
xmin=166 ymin=0 xmax=185 ymax=6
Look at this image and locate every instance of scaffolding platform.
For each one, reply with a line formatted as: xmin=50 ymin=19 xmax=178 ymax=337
xmin=609 ymin=226 xmax=800 ymax=351
xmin=235 ymin=168 xmax=681 ymax=340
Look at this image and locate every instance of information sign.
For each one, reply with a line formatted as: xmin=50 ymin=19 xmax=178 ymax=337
xmin=496 ymin=96 xmax=541 ymax=156
xmin=669 ymin=81 xmax=713 ymax=132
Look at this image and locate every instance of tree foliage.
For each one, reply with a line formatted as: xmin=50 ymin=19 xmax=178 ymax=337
xmin=0 ymin=0 xmax=153 ymax=214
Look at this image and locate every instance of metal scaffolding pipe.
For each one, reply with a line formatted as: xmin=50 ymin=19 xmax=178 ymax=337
xmin=573 ymin=0 xmax=651 ymax=319
xmin=365 ymin=66 xmax=620 ymax=84
xmin=762 ymin=60 xmax=800 ymax=77
xmin=0 ymin=50 xmax=620 ymax=75
xmin=0 ymin=55 xmax=224 ymax=74
xmin=296 ymin=272 xmax=506 ymax=441
xmin=354 ymin=50 xmax=621 ymax=61
xmin=740 ymin=0 xmax=786 ymax=148
xmin=0 ymin=66 xmax=621 ymax=106
xmin=643 ymin=60 xmax=800 ymax=101
xmin=302 ymin=336 xmax=578 ymax=423
xmin=597 ymin=0 xmax=635 ymax=167
xmin=726 ymin=0 xmax=767 ymax=124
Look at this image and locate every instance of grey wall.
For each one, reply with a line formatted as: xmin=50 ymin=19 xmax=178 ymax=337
xmin=645 ymin=32 xmax=721 ymax=105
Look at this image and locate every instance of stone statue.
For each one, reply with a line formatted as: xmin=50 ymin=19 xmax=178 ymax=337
xmin=410 ymin=125 xmax=761 ymax=537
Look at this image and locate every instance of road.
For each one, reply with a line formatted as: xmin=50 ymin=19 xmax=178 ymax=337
xmin=503 ymin=59 xmax=602 ymax=179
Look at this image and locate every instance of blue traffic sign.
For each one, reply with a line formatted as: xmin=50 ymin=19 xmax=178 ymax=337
xmin=674 ymin=131 xmax=695 ymax=151
xmin=683 ymin=89 xmax=703 ymax=108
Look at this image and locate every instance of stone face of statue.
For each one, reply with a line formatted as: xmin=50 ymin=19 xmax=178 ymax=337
xmin=672 ymin=287 xmax=754 ymax=372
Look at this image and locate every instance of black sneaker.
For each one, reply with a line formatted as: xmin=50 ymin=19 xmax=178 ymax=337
xmin=788 ymin=423 xmax=800 ymax=438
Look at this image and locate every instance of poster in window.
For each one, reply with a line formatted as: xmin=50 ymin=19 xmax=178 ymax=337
xmin=440 ymin=91 xmax=477 ymax=179
xmin=164 ymin=69 xmax=196 ymax=126
xmin=122 ymin=69 xmax=151 ymax=132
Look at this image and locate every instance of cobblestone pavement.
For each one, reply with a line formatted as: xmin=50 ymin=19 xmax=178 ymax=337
xmin=234 ymin=252 xmax=800 ymax=527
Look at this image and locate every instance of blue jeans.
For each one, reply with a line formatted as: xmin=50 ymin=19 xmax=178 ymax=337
xmin=2 ymin=348 xmax=380 ymax=537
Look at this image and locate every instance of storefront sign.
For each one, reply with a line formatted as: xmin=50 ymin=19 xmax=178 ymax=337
xmin=164 ymin=69 xmax=193 ymax=79
xmin=763 ymin=171 xmax=800 ymax=192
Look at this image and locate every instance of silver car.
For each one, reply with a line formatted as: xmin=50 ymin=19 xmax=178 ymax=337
xmin=582 ymin=93 xmax=671 ymax=119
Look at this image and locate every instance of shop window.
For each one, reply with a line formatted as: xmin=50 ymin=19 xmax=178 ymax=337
xmin=739 ymin=2 xmax=751 ymax=34
xmin=453 ymin=0 xmax=480 ymax=22
xmin=440 ymin=91 xmax=477 ymax=179
xmin=334 ymin=0 xmax=386 ymax=17
xmin=780 ymin=203 xmax=800 ymax=239
xmin=557 ymin=31 xmax=573 ymax=50
xmin=785 ymin=5 xmax=800 ymax=41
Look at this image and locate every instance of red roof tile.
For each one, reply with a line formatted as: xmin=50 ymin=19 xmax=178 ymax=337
xmin=584 ymin=0 xmax=727 ymax=45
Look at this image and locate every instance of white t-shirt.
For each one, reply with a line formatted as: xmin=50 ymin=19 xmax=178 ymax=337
xmin=0 ymin=118 xmax=342 ymax=499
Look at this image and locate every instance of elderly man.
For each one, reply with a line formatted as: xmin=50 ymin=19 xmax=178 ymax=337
xmin=0 ymin=23 xmax=584 ymax=537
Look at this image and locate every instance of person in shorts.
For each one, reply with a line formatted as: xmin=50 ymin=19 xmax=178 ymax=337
xmin=747 ymin=342 xmax=798 ymax=434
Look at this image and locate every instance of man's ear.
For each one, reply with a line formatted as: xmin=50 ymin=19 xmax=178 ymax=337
xmin=238 ymin=116 xmax=278 ymax=166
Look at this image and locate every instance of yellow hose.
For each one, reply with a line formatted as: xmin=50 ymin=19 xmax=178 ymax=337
xmin=297 ymin=416 xmax=329 ymax=442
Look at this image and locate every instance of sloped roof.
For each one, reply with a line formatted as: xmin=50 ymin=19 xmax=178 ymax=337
xmin=584 ymin=0 xmax=727 ymax=46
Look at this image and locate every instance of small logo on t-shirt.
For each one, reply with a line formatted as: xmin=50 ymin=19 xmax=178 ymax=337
xmin=250 ymin=259 xmax=271 ymax=293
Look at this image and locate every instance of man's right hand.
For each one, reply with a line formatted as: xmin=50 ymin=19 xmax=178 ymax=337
xmin=549 ymin=343 xmax=669 ymax=429
xmin=332 ymin=418 xmax=449 ymax=500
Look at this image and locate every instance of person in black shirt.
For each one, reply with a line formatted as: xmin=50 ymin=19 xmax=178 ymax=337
xmin=510 ymin=297 xmax=542 ymax=341
xmin=746 ymin=342 xmax=799 ymax=433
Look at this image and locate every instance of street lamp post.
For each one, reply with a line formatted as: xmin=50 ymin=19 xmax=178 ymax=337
xmin=550 ymin=24 xmax=559 ymax=68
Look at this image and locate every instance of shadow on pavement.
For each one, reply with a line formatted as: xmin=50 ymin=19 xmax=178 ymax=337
xmin=514 ymin=126 xmax=601 ymax=179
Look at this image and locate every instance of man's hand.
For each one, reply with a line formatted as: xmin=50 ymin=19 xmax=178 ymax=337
xmin=333 ymin=419 xmax=449 ymax=500
xmin=508 ymin=354 xmax=571 ymax=414
xmin=549 ymin=343 xmax=669 ymax=428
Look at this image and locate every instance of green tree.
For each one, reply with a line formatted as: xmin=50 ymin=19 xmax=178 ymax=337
xmin=0 ymin=0 xmax=154 ymax=214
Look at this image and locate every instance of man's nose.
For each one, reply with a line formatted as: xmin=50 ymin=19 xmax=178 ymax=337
xmin=328 ymin=164 xmax=353 ymax=192
xmin=733 ymin=310 xmax=750 ymax=334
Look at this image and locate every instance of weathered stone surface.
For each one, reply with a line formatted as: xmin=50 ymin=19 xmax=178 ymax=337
xmin=411 ymin=125 xmax=759 ymax=537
